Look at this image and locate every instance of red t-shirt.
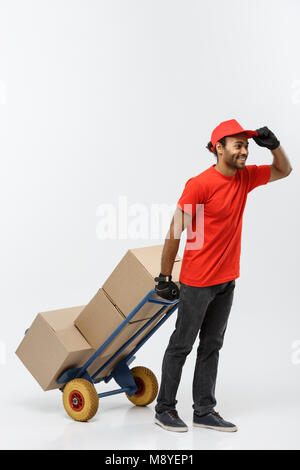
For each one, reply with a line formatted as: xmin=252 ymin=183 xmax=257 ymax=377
xmin=177 ymin=164 xmax=271 ymax=287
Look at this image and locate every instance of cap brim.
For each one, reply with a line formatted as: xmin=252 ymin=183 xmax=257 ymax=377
xmin=244 ymin=130 xmax=258 ymax=138
xmin=223 ymin=130 xmax=258 ymax=141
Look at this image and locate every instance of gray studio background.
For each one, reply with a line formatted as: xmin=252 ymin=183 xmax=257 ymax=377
xmin=0 ymin=0 xmax=299 ymax=450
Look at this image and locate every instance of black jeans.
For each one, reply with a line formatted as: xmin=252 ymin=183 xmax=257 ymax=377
xmin=155 ymin=279 xmax=235 ymax=416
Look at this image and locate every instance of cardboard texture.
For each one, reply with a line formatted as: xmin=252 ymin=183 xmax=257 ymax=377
xmin=101 ymin=244 xmax=181 ymax=322
xmin=16 ymin=306 xmax=93 ymax=391
xmin=75 ymin=287 xmax=148 ymax=350
xmin=75 ymin=287 xmax=167 ymax=358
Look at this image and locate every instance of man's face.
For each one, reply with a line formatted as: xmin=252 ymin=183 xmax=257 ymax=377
xmin=217 ymin=133 xmax=249 ymax=170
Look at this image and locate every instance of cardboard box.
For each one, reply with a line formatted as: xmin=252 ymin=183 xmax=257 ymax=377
xmin=16 ymin=300 xmax=168 ymax=390
xmin=99 ymin=245 xmax=181 ymax=322
xmin=103 ymin=245 xmax=181 ymax=322
xmin=76 ymin=287 xmax=152 ymax=352
xmin=75 ymin=286 xmax=168 ymax=355
xmin=75 ymin=245 xmax=181 ymax=356
xmin=16 ymin=306 xmax=95 ymax=391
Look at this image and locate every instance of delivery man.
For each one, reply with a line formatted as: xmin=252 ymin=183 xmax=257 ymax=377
xmin=153 ymin=119 xmax=292 ymax=432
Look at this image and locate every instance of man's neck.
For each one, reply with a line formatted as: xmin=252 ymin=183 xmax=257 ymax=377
xmin=214 ymin=161 xmax=237 ymax=177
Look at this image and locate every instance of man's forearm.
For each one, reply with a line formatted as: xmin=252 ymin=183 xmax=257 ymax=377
xmin=160 ymin=208 xmax=189 ymax=275
xmin=271 ymin=145 xmax=293 ymax=175
xmin=160 ymin=237 xmax=181 ymax=276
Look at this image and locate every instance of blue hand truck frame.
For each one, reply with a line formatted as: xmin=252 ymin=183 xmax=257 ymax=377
xmin=57 ymin=289 xmax=180 ymax=399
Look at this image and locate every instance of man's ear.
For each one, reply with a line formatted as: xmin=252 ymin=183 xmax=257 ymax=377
xmin=216 ymin=142 xmax=222 ymax=155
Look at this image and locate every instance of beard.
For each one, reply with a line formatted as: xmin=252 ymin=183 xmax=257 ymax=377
xmin=226 ymin=153 xmax=247 ymax=170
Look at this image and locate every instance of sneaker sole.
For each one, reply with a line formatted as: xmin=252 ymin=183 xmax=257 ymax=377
xmin=193 ymin=423 xmax=237 ymax=432
xmin=155 ymin=419 xmax=188 ymax=432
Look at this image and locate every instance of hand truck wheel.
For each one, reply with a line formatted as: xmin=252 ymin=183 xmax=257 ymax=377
xmin=126 ymin=366 xmax=158 ymax=406
xmin=62 ymin=378 xmax=99 ymax=422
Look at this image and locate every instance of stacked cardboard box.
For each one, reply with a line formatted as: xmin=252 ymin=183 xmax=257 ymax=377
xmin=16 ymin=245 xmax=182 ymax=391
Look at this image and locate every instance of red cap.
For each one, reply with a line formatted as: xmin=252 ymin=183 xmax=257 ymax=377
xmin=211 ymin=119 xmax=258 ymax=151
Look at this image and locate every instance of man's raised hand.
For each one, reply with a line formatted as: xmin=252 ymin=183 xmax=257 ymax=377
xmin=253 ymin=126 xmax=280 ymax=150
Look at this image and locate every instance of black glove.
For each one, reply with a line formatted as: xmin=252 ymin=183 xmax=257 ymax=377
xmin=253 ymin=126 xmax=280 ymax=150
xmin=154 ymin=273 xmax=180 ymax=301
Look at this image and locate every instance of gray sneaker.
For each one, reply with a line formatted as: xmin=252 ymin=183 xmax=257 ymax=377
xmin=155 ymin=409 xmax=188 ymax=432
xmin=193 ymin=410 xmax=237 ymax=432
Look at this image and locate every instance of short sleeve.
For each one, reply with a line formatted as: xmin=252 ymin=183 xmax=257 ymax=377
xmin=177 ymin=177 xmax=205 ymax=217
xmin=246 ymin=165 xmax=271 ymax=193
